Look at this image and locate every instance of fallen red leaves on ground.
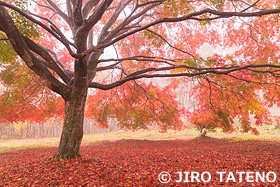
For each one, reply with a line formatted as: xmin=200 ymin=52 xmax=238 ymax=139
xmin=0 ymin=137 xmax=279 ymax=186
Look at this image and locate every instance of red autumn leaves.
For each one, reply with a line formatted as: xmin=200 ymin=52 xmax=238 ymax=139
xmin=0 ymin=138 xmax=279 ymax=186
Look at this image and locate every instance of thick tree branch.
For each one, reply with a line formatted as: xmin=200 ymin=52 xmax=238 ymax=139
xmin=0 ymin=1 xmax=79 ymax=58
xmin=89 ymin=64 xmax=280 ymax=90
xmin=79 ymin=0 xmax=113 ymax=35
xmin=0 ymin=6 xmax=69 ymax=98
xmin=22 ymin=36 xmax=72 ymax=84
xmin=96 ymin=61 xmax=123 ymax=71
xmin=83 ymin=0 xmax=100 ymax=18
xmin=66 ymin=0 xmax=73 ymax=21
xmin=98 ymin=56 xmax=176 ymax=66
xmin=98 ymin=55 xmax=176 ymax=63
xmin=101 ymin=1 xmax=160 ymax=45
xmin=97 ymin=0 xmax=131 ymax=44
xmin=73 ymin=0 xmax=84 ymax=27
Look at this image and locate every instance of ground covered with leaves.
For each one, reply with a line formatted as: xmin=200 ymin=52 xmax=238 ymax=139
xmin=0 ymin=137 xmax=279 ymax=186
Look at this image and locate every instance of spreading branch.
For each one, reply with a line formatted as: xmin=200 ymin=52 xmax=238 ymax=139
xmin=97 ymin=7 xmax=280 ymax=50
xmin=90 ymin=64 xmax=280 ymax=90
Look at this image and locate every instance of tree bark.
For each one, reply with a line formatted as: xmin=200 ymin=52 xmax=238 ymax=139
xmin=54 ymin=85 xmax=88 ymax=159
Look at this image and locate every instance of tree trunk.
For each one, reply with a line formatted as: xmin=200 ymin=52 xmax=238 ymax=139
xmin=200 ymin=129 xmax=207 ymax=137
xmin=53 ymin=27 xmax=90 ymax=159
xmin=54 ymin=86 xmax=88 ymax=159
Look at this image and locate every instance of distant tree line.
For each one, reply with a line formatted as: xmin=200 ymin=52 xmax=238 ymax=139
xmin=0 ymin=118 xmax=119 ymax=139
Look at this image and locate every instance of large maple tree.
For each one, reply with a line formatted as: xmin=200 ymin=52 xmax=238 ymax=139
xmin=1 ymin=0 xmax=280 ymax=159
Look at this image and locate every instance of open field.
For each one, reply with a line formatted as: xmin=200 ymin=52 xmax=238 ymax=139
xmin=0 ymin=126 xmax=279 ymax=153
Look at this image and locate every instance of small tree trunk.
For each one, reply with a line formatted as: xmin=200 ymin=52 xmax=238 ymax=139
xmin=54 ymin=86 xmax=88 ymax=159
xmin=200 ymin=129 xmax=207 ymax=137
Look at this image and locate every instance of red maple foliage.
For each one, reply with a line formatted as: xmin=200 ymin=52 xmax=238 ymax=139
xmin=0 ymin=138 xmax=279 ymax=186
xmin=2 ymin=0 xmax=280 ymax=132
xmin=2 ymin=0 xmax=280 ymax=159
